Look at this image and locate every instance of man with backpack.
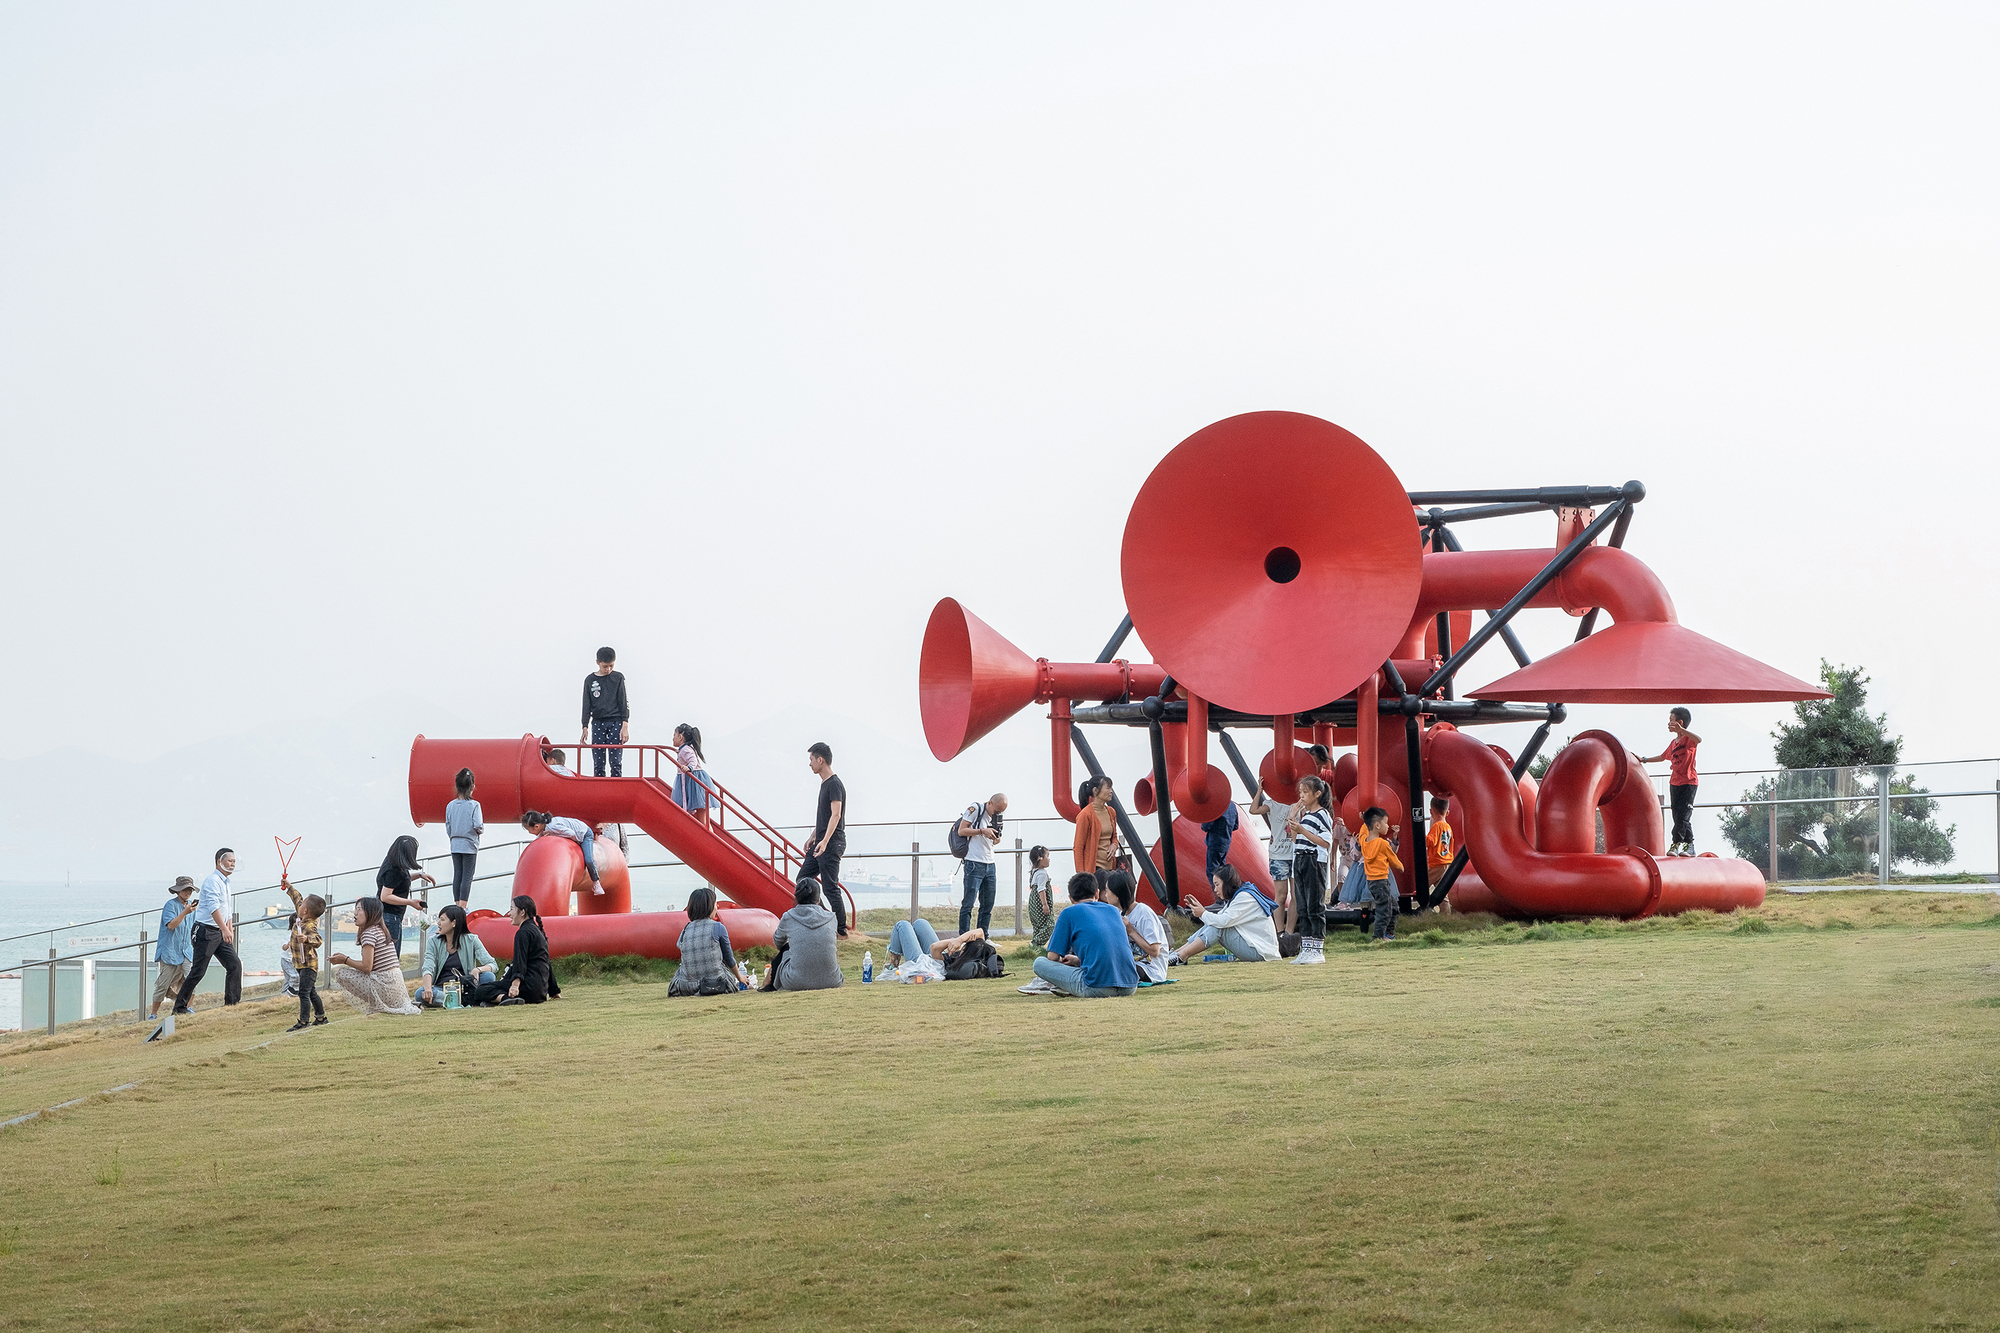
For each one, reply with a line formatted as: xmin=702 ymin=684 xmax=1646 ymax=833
xmin=954 ymin=793 xmax=1008 ymax=935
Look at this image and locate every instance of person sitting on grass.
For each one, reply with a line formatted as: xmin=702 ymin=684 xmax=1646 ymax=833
xmin=885 ymin=920 xmax=1004 ymax=978
xmin=1105 ymin=870 xmax=1169 ymax=984
xmin=418 ymin=904 xmax=499 ymax=1007
xmin=279 ymin=878 xmax=328 ymax=1032
xmin=1168 ymin=865 xmax=1281 ymax=965
xmin=521 ymin=810 xmax=603 ymax=896
xmin=763 ymin=878 xmax=844 ymax=991
xmin=496 ymin=894 xmax=561 ymax=1005
xmin=1031 ymin=873 xmax=1138 ymax=998
xmin=328 ymin=896 xmax=420 ymax=1016
xmin=669 ymin=888 xmax=742 ymax=997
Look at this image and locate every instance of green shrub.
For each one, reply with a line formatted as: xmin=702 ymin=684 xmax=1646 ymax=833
xmin=1730 ymin=917 xmax=1773 ymax=936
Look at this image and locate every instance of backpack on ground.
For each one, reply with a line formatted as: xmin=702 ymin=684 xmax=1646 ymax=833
xmin=1278 ymin=932 xmax=1302 ymax=959
xmin=942 ymin=938 xmax=1006 ymax=980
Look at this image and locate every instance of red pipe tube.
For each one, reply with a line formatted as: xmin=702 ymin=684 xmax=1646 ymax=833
xmin=1181 ymin=694 xmax=1212 ymax=805
xmin=1041 ymin=660 xmax=1169 ymax=702
xmin=1274 ymin=716 xmax=1301 ymax=785
xmin=1050 ymin=699 xmax=1081 ymax=821
xmin=1404 ymin=546 xmax=1677 ymax=650
xmin=1427 ymin=727 xmax=1760 ymax=918
xmin=1356 ymin=674 xmax=1380 ymax=801
xmin=1535 ymin=729 xmax=1664 ymax=855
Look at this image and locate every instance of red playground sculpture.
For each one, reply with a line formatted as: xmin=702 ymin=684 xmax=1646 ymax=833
xmin=405 ymin=735 xmax=845 ymax=961
xmin=920 ymin=411 xmax=1829 ymax=921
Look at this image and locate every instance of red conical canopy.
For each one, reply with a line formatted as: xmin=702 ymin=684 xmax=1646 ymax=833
xmin=919 ymin=598 xmax=1040 ymax=760
xmin=1467 ymin=621 xmax=1830 ymax=704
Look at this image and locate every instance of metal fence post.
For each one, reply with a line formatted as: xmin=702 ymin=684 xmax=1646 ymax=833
xmin=1014 ymin=837 xmax=1023 ymax=936
xmin=46 ymin=947 xmax=56 ymax=1035
xmin=1877 ymin=766 xmax=1891 ymax=886
xmin=1767 ymin=798 xmax=1778 ymax=883
xmin=909 ymin=841 xmax=920 ymax=924
xmin=139 ymin=930 xmax=149 ymax=1019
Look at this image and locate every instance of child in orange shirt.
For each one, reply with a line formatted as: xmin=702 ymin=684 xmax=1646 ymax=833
xmin=1425 ymin=795 xmax=1454 ymax=873
xmin=1359 ymin=806 xmax=1406 ymax=941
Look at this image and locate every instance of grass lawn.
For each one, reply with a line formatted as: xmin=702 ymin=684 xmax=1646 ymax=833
xmin=2 ymin=890 xmax=1997 ymax=1331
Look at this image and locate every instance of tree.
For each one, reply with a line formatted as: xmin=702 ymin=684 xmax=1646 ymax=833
xmin=1720 ymin=662 xmax=1954 ymax=878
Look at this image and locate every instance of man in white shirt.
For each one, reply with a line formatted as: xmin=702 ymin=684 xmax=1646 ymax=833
xmin=956 ymin=793 xmax=1007 ymax=935
xmin=173 ymin=847 xmax=243 ymax=1012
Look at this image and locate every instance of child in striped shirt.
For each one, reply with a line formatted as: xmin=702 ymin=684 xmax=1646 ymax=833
xmin=1285 ymin=775 xmax=1336 ymax=965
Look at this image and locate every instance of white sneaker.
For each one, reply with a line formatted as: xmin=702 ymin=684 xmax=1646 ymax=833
xmin=1016 ymin=978 xmax=1059 ymax=995
xmin=1296 ymin=942 xmax=1326 ymax=966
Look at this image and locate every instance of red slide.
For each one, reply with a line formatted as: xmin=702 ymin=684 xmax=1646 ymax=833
xmin=408 ymin=735 xmax=839 ymax=959
xmin=1425 ymin=726 xmax=1764 ymax=919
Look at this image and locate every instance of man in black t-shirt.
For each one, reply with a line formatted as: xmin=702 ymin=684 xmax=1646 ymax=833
xmin=580 ymin=647 xmax=630 ymax=777
xmin=802 ymin=741 xmax=849 ymax=937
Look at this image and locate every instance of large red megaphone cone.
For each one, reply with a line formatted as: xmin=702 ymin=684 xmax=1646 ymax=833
xmin=1120 ymin=412 xmax=1425 ymax=715
xmin=920 ymin=598 xmax=1039 ymax=761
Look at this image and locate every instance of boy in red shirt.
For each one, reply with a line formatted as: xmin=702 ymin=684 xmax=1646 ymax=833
xmin=1642 ymin=707 xmax=1703 ymax=856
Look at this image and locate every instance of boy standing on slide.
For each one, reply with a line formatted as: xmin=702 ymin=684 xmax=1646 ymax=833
xmin=580 ymin=647 xmax=630 ymax=777
xmin=1642 ymin=707 xmax=1702 ymax=857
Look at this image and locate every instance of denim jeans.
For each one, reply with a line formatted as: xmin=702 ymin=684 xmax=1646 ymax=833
xmin=383 ymin=912 xmax=406 ymax=958
xmin=890 ymin=918 xmax=939 ymax=963
xmin=1031 ymin=955 xmax=1133 ymax=997
xmin=1189 ymin=922 xmax=1271 ymax=962
xmin=959 ymin=859 xmax=998 ymax=934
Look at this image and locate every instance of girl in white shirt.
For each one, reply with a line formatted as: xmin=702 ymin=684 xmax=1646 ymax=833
xmin=1105 ymin=870 xmax=1169 ymax=984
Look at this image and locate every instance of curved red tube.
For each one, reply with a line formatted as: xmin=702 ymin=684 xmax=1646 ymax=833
xmin=1411 ymin=547 xmax=1677 ymax=626
xmin=1050 ymin=699 xmax=1081 ymax=821
xmin=1428 ymin=727 xmax=1762 ymax=918
xmin=1535 ymin=730 xmax=1665 ymax=855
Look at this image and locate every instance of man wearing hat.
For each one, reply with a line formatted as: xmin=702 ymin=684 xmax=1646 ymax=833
xmin=149 ymin=877 xmax=199 ymax=1020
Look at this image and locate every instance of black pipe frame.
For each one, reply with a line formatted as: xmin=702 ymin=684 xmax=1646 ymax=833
xmin=1068 ymin=699 xmax=1560 ymax=729
xmin=1143 ymin=698 xmax=1182 ymax=912
xmin=1404 ymin=711 xmax=1430 ymax=906
xmin=1418 ymin=498 xmax=1629 ymax=698
xmin=1067 ymin=725 xmax=1167 ymax=903
xmin=1408 ymin=482 xmax=1643 ymax=508
xmin=1432 ymin=524 xmax=1455 ymax=701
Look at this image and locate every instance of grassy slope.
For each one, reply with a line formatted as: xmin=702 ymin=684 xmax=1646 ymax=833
xmin=0 ymin=893 xmax=1996 ymax=1332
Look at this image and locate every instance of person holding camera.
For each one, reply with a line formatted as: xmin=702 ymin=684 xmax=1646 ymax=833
xmin=956 ymin=793 xmax=1007 ymax=934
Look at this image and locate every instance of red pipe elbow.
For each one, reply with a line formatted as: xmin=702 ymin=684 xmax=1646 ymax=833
xmin=1051 ymin=700 xmax=1081 ymax=821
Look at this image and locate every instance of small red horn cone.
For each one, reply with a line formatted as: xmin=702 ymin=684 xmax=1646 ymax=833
xmin=1120 ymin=412 xmax=1423 ymax=715
xmin=920 ymin=598 xmax=1039 ymax=761
xmin=1469 ymin=622 xmax=1830 ymax=704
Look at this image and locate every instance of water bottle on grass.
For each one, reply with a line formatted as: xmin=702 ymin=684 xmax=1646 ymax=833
xmin=863 ymin=951 xmax=873 ymax=983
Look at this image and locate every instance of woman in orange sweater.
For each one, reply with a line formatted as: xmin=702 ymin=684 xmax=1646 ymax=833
xmin=1072 ymin=775 xmax=1119 ymax=877
xmin=1358 ymin=806 xmax=1406 ymax=942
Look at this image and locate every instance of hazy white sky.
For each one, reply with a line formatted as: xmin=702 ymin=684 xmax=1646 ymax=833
xmin=3 ymin=3 xmax=1994 ymax=820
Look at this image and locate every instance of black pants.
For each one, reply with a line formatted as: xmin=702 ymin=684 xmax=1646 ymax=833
xmin=800 ymin=846 xmax=846 ymax=933
xmin=175 ymin=923 xmax=242 ymax=1010
xmin=1292 ymin=852 xmax=1327 ymax=940
xmin=591 ymin=718 xmax=624 ymax=776
xmin=1368 ymin=878 xmax=1397 ymax=939
xmin=451 ymin=852 xmax=476 ymax=902
xmin=296 ymin=967 xmax=324 ymax=1023
xmin=1670 ymin=783 xmax=1698 ymax=848
xmin=466 ymin=975 xmax=507 ymax=1006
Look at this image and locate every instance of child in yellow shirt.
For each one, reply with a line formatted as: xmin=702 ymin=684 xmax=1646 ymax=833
xmin=1359 ymin=807 xmax=1405 ymax=941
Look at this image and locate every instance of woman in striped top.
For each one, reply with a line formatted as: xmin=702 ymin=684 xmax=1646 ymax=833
xmin=329 ymin=896 xmax=419 ymax=1015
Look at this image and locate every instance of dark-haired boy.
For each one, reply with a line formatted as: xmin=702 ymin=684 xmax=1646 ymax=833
xmin=579 ymin=647 xmax=630 ymax=778
xmin=1425 ymin=796 xmax=1454 ymax=876
xmin=1359 ymin=807 xmax=1405 ymax=942
xmin=1642 ymin=708 xmax=1703 ymax=856
xmin=1032 ymin=873 xmax=1138 ymax=997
